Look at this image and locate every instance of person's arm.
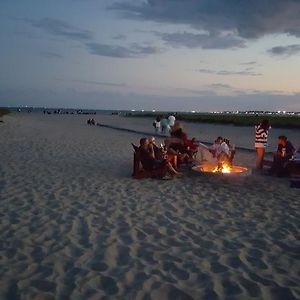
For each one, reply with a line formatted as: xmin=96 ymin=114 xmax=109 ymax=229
xmin=148 ymin=144 xmax=155 ymax=159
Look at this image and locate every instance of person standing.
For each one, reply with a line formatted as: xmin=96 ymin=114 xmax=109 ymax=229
xmin=153 ymin=116 xmax=161 ymax=133
xmin=168 ymin=113 xmax=176 ymax=130
xmin=255 ymin=119 xmax=271 ymax=170
xmin=160 ymin=116 xmax=169 ymax=135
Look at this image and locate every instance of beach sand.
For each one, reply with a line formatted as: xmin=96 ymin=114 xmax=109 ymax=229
xmin=0 ymin=113 xmax=299 ymax=300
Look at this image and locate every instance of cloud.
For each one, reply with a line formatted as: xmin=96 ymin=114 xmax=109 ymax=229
xmin=209 ymin=83 xmax=232 ymax=89
xmin=217 ymin=70 xmax=262 ymax=76
xmin=72 ymin=79 xmax=126 ymax=87
xmin=85 ymin=42 xmax=159 ymax=58
xmin=157 ymin=31 xmax=245 ymax=49
xmin=40 ymin=51 xmax=63 ymax=59
xmin=197 ymin=69 xmax=215 ymax=74
xmin=240 ymin=61 xmax=257 ymax=65
xmin=31 ymin=18 xmax=93 ymax=41
xmin=172 ymin=87 xmax=218 ymax=96
xmin=196 ymin=68 xmax=262 ymax=76
xmin=267 ymin=44 xmax=300 ymax=56
xmin=28 ymin=18 xmax=158 ymax=58
xmin=110 ymin=0 xmax=300 ymax=39
xmin=112 ymin=34 xmax=126 ymax=40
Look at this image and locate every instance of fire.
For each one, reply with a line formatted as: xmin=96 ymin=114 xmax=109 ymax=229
xmin=213 ymin=162 xmax=232 ymax=173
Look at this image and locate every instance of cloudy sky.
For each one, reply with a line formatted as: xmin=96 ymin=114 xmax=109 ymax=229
xmin=1 ymin=0 xmax=300 ymax=111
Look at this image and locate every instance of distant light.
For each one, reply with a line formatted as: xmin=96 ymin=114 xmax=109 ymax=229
xmin=152 ymin=109 xmax=156 ymax=112
xmin=191 ymin=110 xmax=195 ymax=113
xmin=283 ymin=111 xmax=286 ymax=114
xmin=141 ymin=109 xmax=144 ymax=112
xmin=277 ymin=110 xmax=281 ymax=113
xmin=131 ymin=109 xmax=135 ymax=112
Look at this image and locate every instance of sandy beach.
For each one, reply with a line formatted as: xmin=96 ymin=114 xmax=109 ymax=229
xmin=1 ymin=113 xmax=299 ymax=300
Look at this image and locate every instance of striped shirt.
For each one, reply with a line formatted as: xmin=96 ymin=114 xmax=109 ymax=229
xmin=255 ymin=124 xmax=269 ymax=148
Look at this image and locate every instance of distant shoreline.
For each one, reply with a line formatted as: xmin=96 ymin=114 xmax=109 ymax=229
xmin=2 ymin=107 xmax=300 ymax=128
xmin=125 ymin=112 xmax=300 ymax=129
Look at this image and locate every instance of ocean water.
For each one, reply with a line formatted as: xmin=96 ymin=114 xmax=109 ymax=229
xmin=7 ymin=107 xmax=300 ymax=151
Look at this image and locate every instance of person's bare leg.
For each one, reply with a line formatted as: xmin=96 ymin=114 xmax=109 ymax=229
xmin=256 ymin=147 xmax=265 ymax=169
xmin=168 ymin=154 xmax=178 ymax=170
xmin=167 ymin=162 xmax=182 ymax=176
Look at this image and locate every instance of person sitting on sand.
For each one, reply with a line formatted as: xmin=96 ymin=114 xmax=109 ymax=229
xmin=139 ymin=138 xmax=181 ymax=177
xmin=269 ymin=135 xmax=295 ymax=177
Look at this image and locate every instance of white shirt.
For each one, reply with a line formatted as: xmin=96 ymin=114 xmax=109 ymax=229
xmin=211 ymin=142 xmax=230 ymax=157
xmin=168 ymin=115 xmax=176 ymax=126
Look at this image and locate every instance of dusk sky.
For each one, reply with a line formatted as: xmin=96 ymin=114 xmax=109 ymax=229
xmin=1 ymin=0 xmax=300 ymax=112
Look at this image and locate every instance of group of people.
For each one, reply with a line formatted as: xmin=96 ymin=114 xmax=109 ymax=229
xmin=139 ymin=121 xmax=201 ymax=179
xmin=208 ymin=136 xmax=235 ymax=166
xmin=87 ymin=118 xmax=96 ymax=125
xmin=140 ymin=116 xmax=299 ymax=179
xmin=153 ymin=114 xmax=176 ymax=134
xmin=138 ymin=137 xmax=182 ymax=179
xmin=255 ymin=119 xmax=299 ymax=177
xmin=138 ymin=120 xmax=237 ymax=179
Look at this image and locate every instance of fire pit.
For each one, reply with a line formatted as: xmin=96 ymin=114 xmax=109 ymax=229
xmin=192 ymin=162 xmax=250 ymax=176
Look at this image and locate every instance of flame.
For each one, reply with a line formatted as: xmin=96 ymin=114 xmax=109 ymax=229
xmin=213 ymin=162 xmax=231 ymax=173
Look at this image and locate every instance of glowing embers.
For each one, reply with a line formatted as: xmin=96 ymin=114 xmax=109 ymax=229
xmin=193 ymin=162 xmax=249 ymax=176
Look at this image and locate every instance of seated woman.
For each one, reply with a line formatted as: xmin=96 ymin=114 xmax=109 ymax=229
xmin=148 ymin=137 xmax=178 ymax=170
xmin=139 ymin=138 xmax=181 ymax=177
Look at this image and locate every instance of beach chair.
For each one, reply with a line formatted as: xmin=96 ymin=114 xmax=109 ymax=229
xmin=131 ymin=144 xmax=165 ymax=179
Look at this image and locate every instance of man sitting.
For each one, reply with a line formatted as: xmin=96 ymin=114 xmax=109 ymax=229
xmin=269 ymin=135 xmax=295 ymax=176
xmin=139 ymin=138 xmax=181 ymax=178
